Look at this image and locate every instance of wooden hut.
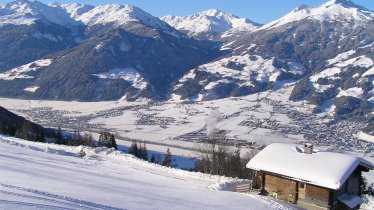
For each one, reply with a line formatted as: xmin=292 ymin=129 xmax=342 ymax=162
xmin=246 ymin=143 xmax=374 ymax=210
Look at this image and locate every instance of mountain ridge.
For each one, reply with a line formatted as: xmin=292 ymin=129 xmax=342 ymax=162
xmin=161 ymin=8 xmax=260 ymax=40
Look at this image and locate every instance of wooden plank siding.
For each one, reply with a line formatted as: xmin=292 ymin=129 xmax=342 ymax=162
xmin=259 ymin=167 xmax=365 ymax=210
xmin=264 ymin=174 xmax=298 ymax=204
xmin=298 ymin=184 xmax=331 ymax=209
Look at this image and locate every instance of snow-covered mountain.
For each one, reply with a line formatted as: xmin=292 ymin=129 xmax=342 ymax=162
xmin=0 ymin=0 xmax=217 ymax=101
xmin=0 ymin=0 xmax=79 ymax=27
xmin=55 ymin=3 xmax=184 ymax=38
xmin=0 ymin=0 xmax=373 ymax=126
xmin=53 ymin=3 xmax=94 ymax=19
xmin=259 ymin=0 xmax=374 ymax=31
xmin=172 ymin=0 xmax=374 ymax=122
xmin=161 ymin=9 xmax=260 ymax=40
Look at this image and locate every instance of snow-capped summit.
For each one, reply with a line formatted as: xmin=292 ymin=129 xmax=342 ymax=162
xmin=0 ymin=1 xmax=182 ymax=37
xmin=0 ymin=0 xmax=79 ymax=27
xmin=65 ymin=3 xmax=181 ymax=37
xmin=161 ymin=9 xmax=259 ymax=39
xmin=50 ymin=2 xmax=94 ymax=19
xmin=74 ymin=4 xmax=166 ymax=28
xmin=259 ymin=0 xmax=374 ymax=31
xmin=292 ymin=4 xmax=310 ymax=12
xmin=324 ymin=0 xmax=366 ymax=9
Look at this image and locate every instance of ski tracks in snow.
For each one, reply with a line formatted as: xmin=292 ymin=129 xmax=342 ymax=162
xmin=0 ymin=183 xmax=125 ymax=210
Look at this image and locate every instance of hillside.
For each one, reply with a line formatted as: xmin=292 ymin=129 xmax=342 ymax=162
xmin=0 ymin=0 xmax=219 ymax=101
xmin=0 ymin=135 xmax=294 ymax=210
xmin=0 ymin=106 xmax=53 ymax=140
xmin=172 ymin=0 xmax=374 ymax=123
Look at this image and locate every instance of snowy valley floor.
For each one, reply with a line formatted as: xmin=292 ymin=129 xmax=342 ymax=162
xmin=0 ymin=135 xmax=296 ymax=210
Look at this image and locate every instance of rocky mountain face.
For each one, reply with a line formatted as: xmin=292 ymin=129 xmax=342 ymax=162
xmin=0 ymin=0 xmax=373 ymax=124
xmin=0 ymin=0 xmax=219 ymax=101
xmin=172 ymin=0 xmax=374 ymax=123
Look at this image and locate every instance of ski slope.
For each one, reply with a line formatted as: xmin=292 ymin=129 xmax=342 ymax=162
xmin=0 ymin=135 xmax=295 ymax=210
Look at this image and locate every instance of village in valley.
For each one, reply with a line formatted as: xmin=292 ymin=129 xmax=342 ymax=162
xmin=0 ymin=0 xmax=374 ymax=209
xmin=4 ymin=85 xmax=372 ymax=152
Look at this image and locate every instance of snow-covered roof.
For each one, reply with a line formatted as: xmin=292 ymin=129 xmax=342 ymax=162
xmin=246 ymin=143 xmax=374 ymax=190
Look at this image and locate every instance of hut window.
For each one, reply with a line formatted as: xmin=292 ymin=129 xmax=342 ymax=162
xmin=299 ymin=182 xmax=305 ymax=189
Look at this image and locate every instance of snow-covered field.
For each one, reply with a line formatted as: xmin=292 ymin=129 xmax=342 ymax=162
xmin=0 ymin=135 xmax=295 ymax=210
xmin=0 ymin=83 xmax=371 ymax=153
xmin=0 ymin=84 xmax=307 ymax=144
xmin=0 ymin=82 xmax=373 ymax=169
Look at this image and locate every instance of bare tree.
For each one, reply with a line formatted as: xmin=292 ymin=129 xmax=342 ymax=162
xmin=196 ymin=133 xmax=259 ymax=179
xmin=196 ymin=133 xmax=230 ymax=176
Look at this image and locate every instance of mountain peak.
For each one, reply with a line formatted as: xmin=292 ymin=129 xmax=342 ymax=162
xmin=292 ymin=4 xmax=310 ymax=12
xmin=69 ymin=3 xmax=183 ymax=38
xmin=12 ymin=0 xmax=31 ymax=3
xmin=259 ymin=0 xmax=373 ymax=31
xmin=326 ymin=0 xmax=353 ymax=5
xmin=161 ymin=9 xmax=259 ymax=38
xmin=76 ymin=4 xmax=163 ymax=27
xmin=323 ymin=0 xmax=368 ymax=10
xmin=0 ymin=0 xmax=79 ymax=27
xmin=56 ymin=3 xmax=94 ymax=18
xmin=200 ymin=9 xmax=225 ymax=17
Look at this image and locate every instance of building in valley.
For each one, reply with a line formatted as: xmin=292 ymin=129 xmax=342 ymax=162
xmin=246 ymin=143 xmax=374 ymax=210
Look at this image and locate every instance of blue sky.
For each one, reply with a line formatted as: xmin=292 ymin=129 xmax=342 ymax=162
xmin=1 ymin=0 xmax=373 ymax=23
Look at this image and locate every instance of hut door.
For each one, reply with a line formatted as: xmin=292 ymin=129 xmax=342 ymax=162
xmin=298 ymin=182 xmax=306 ymax=200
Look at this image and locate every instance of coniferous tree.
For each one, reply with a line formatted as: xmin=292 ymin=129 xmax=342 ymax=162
xmin=140 ymin=143 xmax=148 ymax=160
xmin=129 ymin=142 xmax=139 ymax=157
xmin=76 ymin=129 xmax=82 ymax=145
xmin=88 ymin=133 xmax=95 ymax=147
xmin=110 ymin=134 xmax=117 ymax=150
xmin=139 ymin=143 xmax=143 ymax=158
xmin=162 ymin=148 xmax=172 ymax=167
xmin=150 ymin=154 xmax=157 ymax=163
xmin=98 ymin=131 xmax=104 ymax=147
xmin=54 ymin=126 xmax=64 ymax=145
